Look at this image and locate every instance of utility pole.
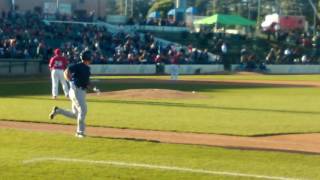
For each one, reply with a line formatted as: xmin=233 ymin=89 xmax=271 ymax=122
xmin=247 ymin=0 xmax=250 ymax=19
xmin=125 ymin=0 xmax=128 ymax=16
xmin=120 ymin=0 xmax=123 ymax=15
xmin=256 ymin=0 xmax=261 ymax=30
xmin=307 ymin=0 xmax=319 ymax=35
xmin=131 ymin=0 xmax=134 ymax=17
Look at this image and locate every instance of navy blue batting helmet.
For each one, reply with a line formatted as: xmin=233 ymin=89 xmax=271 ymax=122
xmin=80 ymin=50 xmax=92 ymax=61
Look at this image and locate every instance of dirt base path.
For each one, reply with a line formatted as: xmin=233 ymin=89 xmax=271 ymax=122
xmin=1 ymin=120 xmax=320 ymax=154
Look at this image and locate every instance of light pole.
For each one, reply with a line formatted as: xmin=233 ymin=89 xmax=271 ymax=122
xmin=11 ymin=0 xmax=15 ymax=12
xmin=56 ymin=0 xmax=60 ymax=14
xmin=314 ymin=7 xmax=317 ymax=36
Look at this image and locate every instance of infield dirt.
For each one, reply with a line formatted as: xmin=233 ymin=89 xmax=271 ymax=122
xmin=1 ymin=120 xmax=320 ymax=154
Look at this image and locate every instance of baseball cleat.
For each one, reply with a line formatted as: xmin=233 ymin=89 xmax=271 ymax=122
xmin=75 ymin=133 xmax=85 ymax=138
xmin=49 ymin=106 xmax=58 ymax=120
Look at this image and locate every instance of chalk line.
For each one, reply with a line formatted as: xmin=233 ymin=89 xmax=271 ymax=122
xmin=23 ymin=157 xmax=302 ymax=180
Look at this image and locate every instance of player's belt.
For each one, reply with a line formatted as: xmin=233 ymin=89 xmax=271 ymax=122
xmin=78 ymin=87 xmax=87 ymax=90
xmin=70 ymin=81 xmax=87 ymax=91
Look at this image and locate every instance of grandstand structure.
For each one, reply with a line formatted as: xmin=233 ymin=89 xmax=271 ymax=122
xmin=1 ymin=0 xmax=186 ymax=18
xmin=2 ymin=1 xmax=320 ymax=76
xmin=1 ymin=0 xmax=110 ymax=17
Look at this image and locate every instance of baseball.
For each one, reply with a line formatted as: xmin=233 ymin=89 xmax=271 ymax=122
xmin=192 ymin=91 xmax=196 ymax=94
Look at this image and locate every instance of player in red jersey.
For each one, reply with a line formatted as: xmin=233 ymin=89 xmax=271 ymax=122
xmin=48 ymin=48 xmax=69 ymax=99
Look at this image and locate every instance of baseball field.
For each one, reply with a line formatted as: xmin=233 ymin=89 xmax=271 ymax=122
xmin=1 ymin=74 xmax=320 ymax=179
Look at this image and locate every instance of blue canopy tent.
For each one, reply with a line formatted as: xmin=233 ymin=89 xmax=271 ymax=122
xmin=167 ymin=9 xmax=176 ymax=16
xmin=167 ymin=8 xmax=184 ymax=16
xmin=147 ymin=11 xmax=161 ymax=19
xmin=186 ymin=7 xmax=198 ymax=15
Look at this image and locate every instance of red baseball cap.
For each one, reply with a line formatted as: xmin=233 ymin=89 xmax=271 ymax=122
xmin=54 ymin=48 xmax=61 ymax=55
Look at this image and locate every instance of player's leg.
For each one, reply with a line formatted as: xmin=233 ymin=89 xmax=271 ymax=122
xmin=54 ymin=106 xmax=77 ymax=119
xmin=75 ymin=89 xmax=87 ymax=136
xmin=170 ymin=64 xmax=175 ymax=80
xmin=57 ymin=70 xmax=69 ymax=97
xmin=171 ymin=65 xmax=178 ymax=80
xmin=49 ymin=89 xmax=77 ymax=120
xmin=51 ymin=70 xmax=59 ymax=98
xmin=173 ymin=65 xmax=178 ymax=80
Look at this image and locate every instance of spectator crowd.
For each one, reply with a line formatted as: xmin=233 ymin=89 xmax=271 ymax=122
xmin=0 ymin=10 xmax=209 ymax=65
xmin=2 ymin=9 xmax=320 ymax=70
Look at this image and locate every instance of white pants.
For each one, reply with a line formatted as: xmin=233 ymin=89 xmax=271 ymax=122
xmin=170 ymin=64 xmax=179 ymax=80
xmin=51 ymin=69 xmax=69 ymax=97
xmin=56 ymin=83 xmax=87 ymax=135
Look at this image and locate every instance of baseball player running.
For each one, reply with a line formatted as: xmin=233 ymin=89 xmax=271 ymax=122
xmin=49 ymin=48 xmax=69 ymax=99
xmin=49 ymin=50 xmax=92 ymax=138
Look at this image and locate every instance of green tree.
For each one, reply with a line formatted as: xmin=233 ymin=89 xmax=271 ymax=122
xmin=148 ymin=0 xmax=175 ymax=18
xmin=192 ymin=0 xmax=247 ymax=16
xmin=280 ymin=0 xmax=303 ymax=15
xmin=193 ymin=0 xmax=214 ymax=15
xmin=115 ymin=0 xmax=125 ymax=15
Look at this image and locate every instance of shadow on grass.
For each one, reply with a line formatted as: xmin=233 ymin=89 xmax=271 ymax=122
xmin=15 ymin=96 xmax=320 ymax=116
xmin=0 ymin=78 xmax=303 ymax=97
xmin=91 ymin=99 xmax=320 ymax=115
xmin=2 ymin=78 xmax=318 ymax=115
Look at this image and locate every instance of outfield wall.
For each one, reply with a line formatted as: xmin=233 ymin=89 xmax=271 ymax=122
xmin=3 ymin=62 xmax=320 ymax=75
xmin=90 ymin=65 xmax=156 ymax=75
xmin=265 ymin=65 xmax=320 ymax=74
xmin=89 ymin=65 xmax=225 ymax=75
xmin=0 ymin=61 xmax=43 ymax=76
xmin=231 ymin=64 xmax=320 ymax=74
xmin=91 ymin=64 xmax=320 ymax=75
xmin=164 ymin=65 xmax=225 ymax=75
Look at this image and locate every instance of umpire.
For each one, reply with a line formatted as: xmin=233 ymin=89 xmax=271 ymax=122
xmin=49 ymin=50 xmax=92 ymax=138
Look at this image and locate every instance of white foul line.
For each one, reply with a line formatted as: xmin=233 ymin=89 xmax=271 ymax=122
xmin=23 ymin=157 xmax=302 ymax=180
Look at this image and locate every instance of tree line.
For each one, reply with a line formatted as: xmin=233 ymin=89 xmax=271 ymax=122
xmin=105 ymin=0 xmax=320 ymax=23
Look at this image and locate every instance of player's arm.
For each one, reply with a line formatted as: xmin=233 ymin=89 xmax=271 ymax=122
xmin=87 ymin=74 xmax=100 ymax=93
xmin=63 ymin=57 xmax=69 ymax=69
xmin=48 ymin=57 xmax=54 ymax=70
xmin=86 ymin=81 xmax=100 ymax=93
xmin=64 ymin=68 xmax=71 ymax=81
xmin=88 ymin=83 xmax=101 ymax=93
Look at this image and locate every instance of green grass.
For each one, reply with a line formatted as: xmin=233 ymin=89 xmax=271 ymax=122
xmin=1 ymin=75 xmax=320 ymax=179
xmin=1 ymin=129 xmax=320 ymax=180
xmin=1 ymin=75 xmax=320 ymax=136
